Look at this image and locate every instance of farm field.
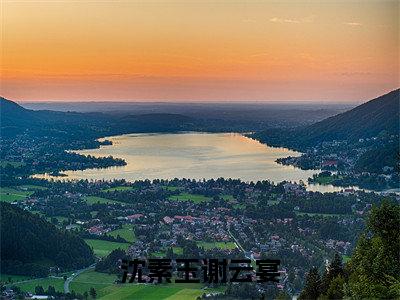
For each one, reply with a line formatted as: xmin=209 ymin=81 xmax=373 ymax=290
xmin=197 ymin=241 xmax=236 ymax=250
xmin=99 ymin=283 xmax=223 ymax=300
xmin=109 ymin=224 xmax=136 ymax=243
xmin=163 ymin=186 xmax=181 ymax=191
xmin=84 ymin=239 xmax=129 ymax=257
xmin=220 ymin=194 xmax=235 ymax=201
xmin=11 ymin=277 xmax=64 ymax=293
xmin=70 ymin=270 xmax=117 ymax=296
xmin=84 ymin=196 xmax=124 ymax=205
xmin=0 ymin=187 xmax=33 ymax=203
xmin=17 ymin=185 xmax=48 ymax=190
xmin=71 ymin=270 xmax=224 ymax=300
xmin=168 ymin=193 xmax=211 ymax=203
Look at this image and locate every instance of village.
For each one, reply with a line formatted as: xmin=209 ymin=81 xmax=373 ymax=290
xmin=3 ymin=175 xmax=395 ymax=298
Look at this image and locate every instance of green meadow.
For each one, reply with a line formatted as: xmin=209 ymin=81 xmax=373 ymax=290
xmin=70 ymin=270 xmax=224 ymax=299
xmin=169 ymin=193 xmax=211 ymax=203
xmin=197 ymin=241 xmax=236 ymax=250
xmin=84 ymin=196 xmax=124 ymax=205
xmin=109 ymin=224 xmax=136 ymax=243
xmin=220 ymin=194 xmax=235 ymax=201
xmin=0 ymin=187 xmax=33 ymax=203
xmin=70 ymin=270 xmax=117 ymax=296
xmin=11 ymin=277 xmax=65 ymax=293
xmin=17 ymin=185 xmax=48 ymax=190
xmin=84 ymin=239 xmax=130 ymax=257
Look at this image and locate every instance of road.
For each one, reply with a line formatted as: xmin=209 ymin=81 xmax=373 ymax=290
xmin=227 ymin=228 xmax=255 ymax=263
xmin=64 ymin=263 xmax=96 ymax=294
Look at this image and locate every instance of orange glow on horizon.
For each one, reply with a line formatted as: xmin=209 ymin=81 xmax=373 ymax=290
xmin=1 ymin=0 xmax=398 ymax=102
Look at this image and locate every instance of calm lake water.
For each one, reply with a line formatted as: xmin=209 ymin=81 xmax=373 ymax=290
xmin=35 ymin=133 xmax=346 ymax=193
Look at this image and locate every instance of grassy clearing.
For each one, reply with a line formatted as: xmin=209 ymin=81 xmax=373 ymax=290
xmin=102 ymin=186 xmax=135 ymax=192
xmin=84 ymin=196 xmax=123 ymax=205
xmin=169 ymin=193 xmax=211 ymax=203
xmin=313 ymin=175 xmax=334 ymax=185
xmin=150 ymin=251 xmax=166 ymax=258
xmin=342 ymin=255 xmax=351 ymax=263
xmin=71 ymin=270 xmax=224 ymax=299
xmin=70 ymin=270 xmax=117 ymax=296
xmin=12 ymin=277 xmax=64 ymax=293
xmin=17 ymin=185 xmax=48 ymax=190
xmin=220 ymin=194 xmax=235 ymax=201
xmin=109 ymin=224 xmax=135 ymax=243
xmin=197 ymin=241 xmax=236 ymax=250
xmin=84 ymin=239 xmax=129 ymax=257
xmin=0 ymin=187 xmax=33 ymax=203
xmin=172 ymin=247 xmax=183 ymax=255
xmin=0 ymin=274 xmax=32 ymax=283
xmin=99 ymin=283 xmax=222 ymax=300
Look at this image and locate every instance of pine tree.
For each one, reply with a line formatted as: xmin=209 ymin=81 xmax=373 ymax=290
xmin=321 ymin=252 xmax=344 ymax=295
xmin=299 ymin=267 xmax=321 ymax=300
xmin=346 ymin=199 xmax=400 ymax=298
xmin=46 ymin=285 xmax=56 ymax=296
xmin=89 ymin=287 xmax=97 ymax=299
xmin=34 ymin=285 xmax=45 ymax=295
xmin=326 ymin=275 xmax=345 ymax=299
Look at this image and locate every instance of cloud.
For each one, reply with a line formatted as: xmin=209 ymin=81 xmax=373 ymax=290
xmin=269 ymin=15 xmax=314 ymax=24
xmin=343 ymin=22 xmax=363 ymax=26
xmin=270 ymin=17 xmax=299 ymax=23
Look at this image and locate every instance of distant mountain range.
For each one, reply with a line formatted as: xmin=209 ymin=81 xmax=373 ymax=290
xmin=0 ymin=97 xmax=198 ymax=138
xmin=253 ymin=89 xmax=399 ymax=149
xmin=1 ymin=89 xmax=399 ymax=144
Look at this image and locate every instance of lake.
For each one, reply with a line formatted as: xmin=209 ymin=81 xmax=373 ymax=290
xmin=34 ymin=132 xmax=346 ymax=193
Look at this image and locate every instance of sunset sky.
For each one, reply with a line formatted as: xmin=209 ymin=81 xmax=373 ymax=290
xmin=1 ymin=0 xmax=398 ymax=102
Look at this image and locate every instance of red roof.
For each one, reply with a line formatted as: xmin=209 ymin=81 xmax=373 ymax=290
xmin=127 ymin=214 xmax=143 ymax=219
xmin=174 ymin=215 xmax=195 ymax=222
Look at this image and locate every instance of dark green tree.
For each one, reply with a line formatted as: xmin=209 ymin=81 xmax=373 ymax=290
xmin=320 ymin=252 xmax=344 ymax=295
xmin=325 ymin=275 xmax=345 ymax=299
xmin=46 ymin=285 xmax=56 ymax=296
xmin=275 ymin=291 xmax=291 ymax=300
xmin=35 ymin=285 xmax=45 ymax=295
xmin=346 ymin=199 xmax=400 ymax=298
xmin=89 ymin=287 xmax=97 ymax=299
xmin=299 ymin=267 xmax=321 ymax=300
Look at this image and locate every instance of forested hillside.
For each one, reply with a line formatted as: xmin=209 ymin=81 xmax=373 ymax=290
xmin=252 ymin=89 xmax=399 ymax=190
xmin=253 ymin=89 xmax=399 ymax=149
xmin=0 ymin=202 xmax=94 ymax=277
xmin=299 ymin=200 xmax=400 ymax=299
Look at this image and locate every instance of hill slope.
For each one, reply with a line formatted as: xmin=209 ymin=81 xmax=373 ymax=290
xmin=253 ymin=89 xmax=399 ymax=148
xmin=303 ymin=89 xmax=399 ymax=144
xmin=0 ymin=202 xmax=94 ymax=277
